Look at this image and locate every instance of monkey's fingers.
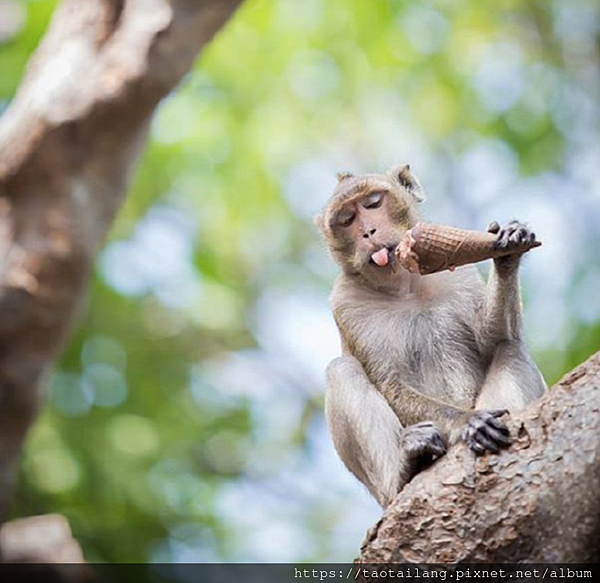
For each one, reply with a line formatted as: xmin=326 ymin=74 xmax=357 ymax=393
xmin=484 ymin=414 xmax=510 ymax=437
xmin=480 ymin=423 xmax=511 ymax=446
xmin=463 ymin=428 xmax=495 ymax=455
xmin=473 ymin=429 xmax=500 ymax=453
xmin=421 ymin=424 xmax=447 ymax=457
xmin=487 ymin=221 xmax=500 ymax=234
xmin=463 ymin=433 xmax=486 ymax=455
xmin=462 ymin=410 xmax=511 ymax=455
xmin=427 ymin=434 xmax=447 ymax=458
xmin=489 ymin=409 xmax=510 ymax=419
xmin=416 ymin=436 xmax=447 ymax=471
xmin=402 ymin=422 xmax=446 ymax=461
xmin=493 ymin=221 xmax=537 ymax=252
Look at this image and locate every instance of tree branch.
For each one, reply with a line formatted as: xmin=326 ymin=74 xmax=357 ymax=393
xmin=360 ymin=349 xmax=600 ymax=563
xmin=0 ymin=0 xmax=243 ymax=522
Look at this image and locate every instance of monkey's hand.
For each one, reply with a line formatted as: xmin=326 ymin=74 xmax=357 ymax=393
xmin=401 ymin=421 xmax=447 ymax=473
xmin=462 ymin=410 xmax=511 ymax=455
xmin=488 ymin=220 xmax=537 ymax=267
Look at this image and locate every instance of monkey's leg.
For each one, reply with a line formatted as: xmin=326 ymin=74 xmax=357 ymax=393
xmin=466 ymin=341 xmax=546 ymax=454
xmin=325 ymin=356 xmax=446 ymax=507
xmin=476 ymin=340 xmax=547 ymax=412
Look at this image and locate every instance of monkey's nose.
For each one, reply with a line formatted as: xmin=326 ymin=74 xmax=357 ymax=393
xmin=363 ymin=228 xmax=376 ymax=238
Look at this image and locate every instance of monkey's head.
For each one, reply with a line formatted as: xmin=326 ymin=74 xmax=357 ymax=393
xmin=315 ymin=163 xmax=425 ymax=282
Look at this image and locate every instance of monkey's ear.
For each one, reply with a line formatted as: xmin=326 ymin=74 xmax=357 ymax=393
xmin=389 ymin=163 xmax=426 ymax=203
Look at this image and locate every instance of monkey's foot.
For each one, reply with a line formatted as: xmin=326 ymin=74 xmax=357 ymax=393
xmin=401 ymin=421 xmax=447 ymax=472
xmin=489 ymin=220 xmax=536 ymax=252
xmin=462 ymin=410 xmax=511 ymax=455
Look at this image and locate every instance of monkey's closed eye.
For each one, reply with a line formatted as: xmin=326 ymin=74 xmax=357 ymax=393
xmin=362 ymin=192 xmax=385 ymax=209
xmin=336 ymin=210 xmax=356 ymax=227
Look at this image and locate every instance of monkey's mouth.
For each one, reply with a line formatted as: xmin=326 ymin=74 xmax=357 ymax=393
xmin=370 ymin=246 xmax=396 ymax=268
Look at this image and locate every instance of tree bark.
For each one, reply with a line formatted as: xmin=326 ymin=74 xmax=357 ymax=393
xmin=0 ymin=0 xmax=242 ymax=523
xmin=360 ymin=349 xmax=600 ymax=563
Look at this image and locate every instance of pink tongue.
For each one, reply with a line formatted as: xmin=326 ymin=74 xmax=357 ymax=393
xmin=371 ymin=248 xmax=389 ymax=267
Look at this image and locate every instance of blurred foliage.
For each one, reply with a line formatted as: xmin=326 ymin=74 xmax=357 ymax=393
xmin=1 ymin=0 xmax=600 ymax=563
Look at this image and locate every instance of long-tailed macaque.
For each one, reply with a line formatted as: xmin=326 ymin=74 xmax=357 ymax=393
xmin=315 ymin=164 xmax=546 ymax=507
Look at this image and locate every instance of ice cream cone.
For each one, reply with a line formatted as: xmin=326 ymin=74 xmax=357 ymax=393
xmin=396 ymin=222 xmax=541 ymax=275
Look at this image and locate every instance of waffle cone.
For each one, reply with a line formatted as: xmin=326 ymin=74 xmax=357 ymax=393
xmin=396 ymin=222 xmax=541 ymax=275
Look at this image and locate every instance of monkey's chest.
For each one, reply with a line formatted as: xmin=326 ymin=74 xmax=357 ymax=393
xmin=357 ymin=309 xmax=485 ymax=408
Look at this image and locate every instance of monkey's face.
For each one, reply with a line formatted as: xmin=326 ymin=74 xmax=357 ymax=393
xmin=317 ymin=165 xmax=425 ymax=282
xmin=330 ymin=190 xmax=411 ymax=274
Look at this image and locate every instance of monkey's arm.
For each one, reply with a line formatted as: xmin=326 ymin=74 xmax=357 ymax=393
xmin=474 ymin=221 xmax=547 ymax=415
xmin=477 ymin=221 xmax=532 ymax=352
xmin=325 ymin=355 xmax=446 ymax=506
xmin=478 ymin=259 xmax=521 ymax=353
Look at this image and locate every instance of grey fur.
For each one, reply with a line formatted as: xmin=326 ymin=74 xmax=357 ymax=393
xmin=322 ymin=177 xmax=547 ymax=507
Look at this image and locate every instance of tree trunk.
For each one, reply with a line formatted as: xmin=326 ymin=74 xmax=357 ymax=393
xmin=0 ymin=0 xmax=242 ymax=524
xmin=360 ymin=349 xmax=600 ymax=563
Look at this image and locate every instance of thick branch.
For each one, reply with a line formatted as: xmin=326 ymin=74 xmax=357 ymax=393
xmin=360 ymin=350 xmax=600 ymax=563
xmin=0 ymin=0 xmax=242 ymax=521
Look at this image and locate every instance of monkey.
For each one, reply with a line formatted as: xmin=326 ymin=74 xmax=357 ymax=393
xmin=315 ymin=164 xmax=547 ymax=508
